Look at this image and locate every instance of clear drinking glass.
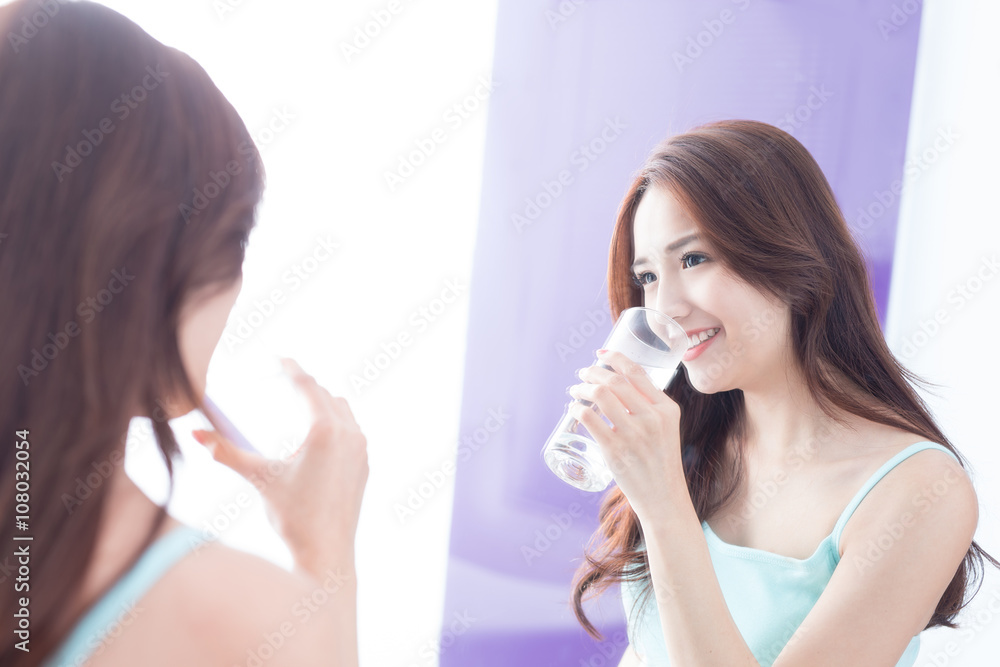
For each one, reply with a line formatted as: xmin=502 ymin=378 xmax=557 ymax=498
xmin=542 ymin=307 xmax=689 ymax=492
xmin=197 ymin=353 xmax=312 ymax=459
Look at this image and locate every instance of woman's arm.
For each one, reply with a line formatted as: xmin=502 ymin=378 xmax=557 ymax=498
xmin=572 ymin=352 xmax=758 ymax=665
xmin=639 ymin=473 xmax=758 ymax=665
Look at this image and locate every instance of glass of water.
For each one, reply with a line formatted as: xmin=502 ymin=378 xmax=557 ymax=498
xmin=542 ymin=307 xmax=689 ymax=492
xmin=198 ymin=353 xmax=312 ymax=459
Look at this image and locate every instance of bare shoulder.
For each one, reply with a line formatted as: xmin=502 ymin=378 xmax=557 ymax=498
xmin=839 ymin=433 xmax=979 ymax=559
xmin=174 ymin=541 xmax=348 ymax=664
xmin=97 ymin=538 xmax=347 ymax=666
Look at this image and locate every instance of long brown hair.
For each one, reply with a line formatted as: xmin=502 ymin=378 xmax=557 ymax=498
xmin=0 ymin=1 xmax=265 ymax=664
xmin=571 ymin=119 xmax=998 ymax=638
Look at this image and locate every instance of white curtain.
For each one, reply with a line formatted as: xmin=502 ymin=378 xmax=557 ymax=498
xmin=885 ymin=1 xmax=1000 ymax=662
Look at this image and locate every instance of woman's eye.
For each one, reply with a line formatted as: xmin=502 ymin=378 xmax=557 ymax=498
xmin=631 ymin=253 xmax=706 ymax=286
xmin=681 ymin=252 xmax=707 ymax=269
xmin=631 ymin=271 xmax=656 ymax=287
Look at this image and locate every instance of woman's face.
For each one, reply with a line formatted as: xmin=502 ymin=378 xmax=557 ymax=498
xmin=630 ymin=186 xmax=793 ymax=394
xmin=169 ymin=274 xmax=243 ymax=417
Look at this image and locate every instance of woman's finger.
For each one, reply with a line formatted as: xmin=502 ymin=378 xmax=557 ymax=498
xmin=570 ymin=382 xmax=631 ymax=426
xmin=595 ymin=349 xmax=667 ymax=406
xmin=579 ymin=361 xmax=648 ymax=416
xmin=281 ymin=357 xmax=362 ymax=429
xmin=192 ymin=428 xmax=270 ymax=481
xmin=325 ymin=393 xmax=360 ymax=425
xmin=570 ymin=399 xmax=614 ymax=442
xmin=281 ymin=357 xmax=337 ymax=422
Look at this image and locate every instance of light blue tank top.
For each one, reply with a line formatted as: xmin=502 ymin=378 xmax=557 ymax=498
xmin=42 ymin=523 xmax=209 ymax=667
xmin=621 ymin=441 xmax=959 ymax=666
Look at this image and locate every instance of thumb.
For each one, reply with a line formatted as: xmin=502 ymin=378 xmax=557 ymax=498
xmin=192 ymin=429 xmax=268 ymax=481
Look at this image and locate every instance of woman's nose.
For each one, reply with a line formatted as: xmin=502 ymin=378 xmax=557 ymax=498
xmin=652 ymin=285 xmax=691 ymax=321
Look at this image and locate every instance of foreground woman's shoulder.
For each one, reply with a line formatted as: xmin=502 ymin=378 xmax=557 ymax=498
xmin=184 ymin=541 xmax=349 ymax=662
xmin=100 ymin=538 xmax=347 ymax=666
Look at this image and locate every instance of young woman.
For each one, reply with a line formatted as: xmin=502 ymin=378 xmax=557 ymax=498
xmin=0 ymin=2 xmax=367 ymax=665
xmin=567 ymin=120 xmax=996 ymax=666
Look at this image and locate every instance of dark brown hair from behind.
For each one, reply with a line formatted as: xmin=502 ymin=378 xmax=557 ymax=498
xmin=571 ymin=119 xmax=998 ymax=639
xmin=0 ymin=1 xmax=265 ymax=664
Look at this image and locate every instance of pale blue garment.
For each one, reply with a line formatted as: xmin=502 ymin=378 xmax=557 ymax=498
xmin=43 ymin=523 xmax=210 ymax=667
xmin=621 ymin=441 xmax=959 ymax=666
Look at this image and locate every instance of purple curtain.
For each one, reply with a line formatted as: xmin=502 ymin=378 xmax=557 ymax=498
xmin=441 ymin=1 xmax=923 ymax=664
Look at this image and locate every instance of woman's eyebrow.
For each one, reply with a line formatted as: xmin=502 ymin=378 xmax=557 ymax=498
xmin=632 ymin=233 xmax=700 ymax=269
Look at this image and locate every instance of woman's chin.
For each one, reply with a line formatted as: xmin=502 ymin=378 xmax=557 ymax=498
xmin=681 ymin=364 xmax=730 ymax=395
xmin=148 ymin=392 xmax=199 ymax=423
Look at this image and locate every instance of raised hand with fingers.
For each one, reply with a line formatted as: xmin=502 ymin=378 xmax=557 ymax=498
xmin=192 ymin=357 xmax=369 ymax=579
xmin=567 ymin=348 xmax=684 ymax=522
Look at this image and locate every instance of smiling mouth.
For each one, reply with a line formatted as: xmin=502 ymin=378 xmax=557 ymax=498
xmin=686 ymin=327 xmax=720 ymax=348
xmin=683 ymin=327 xmax=721 ymax=362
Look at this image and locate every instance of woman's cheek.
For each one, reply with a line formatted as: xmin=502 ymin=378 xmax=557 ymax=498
xmin=741 ymin=320 xmax=761 ymax=342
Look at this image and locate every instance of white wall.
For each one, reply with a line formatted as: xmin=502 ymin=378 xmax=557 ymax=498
xmin=884 ymin=1 xmax=1000 ymax=664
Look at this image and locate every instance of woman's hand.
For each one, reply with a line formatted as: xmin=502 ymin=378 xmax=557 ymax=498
xmin=568 ymin=349 xmax=684 ymax=520
xmin=192 ymin=358 xmax=368 ymax=578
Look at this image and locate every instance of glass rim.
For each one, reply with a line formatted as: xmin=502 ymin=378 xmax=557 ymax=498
xmin=618 ymin=306 xmax=688 ymax=335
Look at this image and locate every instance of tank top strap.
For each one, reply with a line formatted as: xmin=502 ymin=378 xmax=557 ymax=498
xmin=43 ymin=523 xmax=210 ymax=667
xmin=830 ymin=442 xmax=960 ymax=555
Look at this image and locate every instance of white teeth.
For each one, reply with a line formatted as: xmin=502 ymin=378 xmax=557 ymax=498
xmin=688 ymin=327 xmax=720 ymax=347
